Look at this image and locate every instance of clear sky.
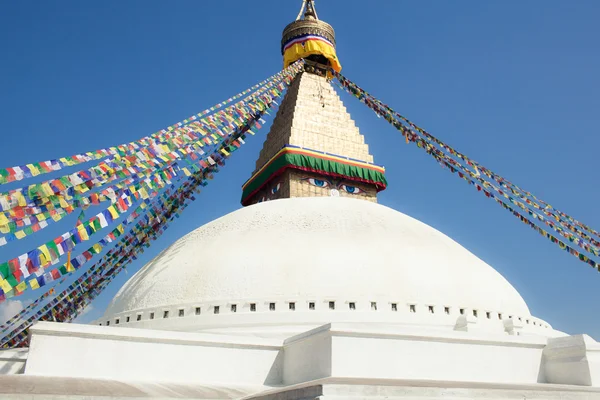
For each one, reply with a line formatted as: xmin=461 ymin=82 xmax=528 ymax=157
xmin=0 ymin=1 xmax=599 ymax=338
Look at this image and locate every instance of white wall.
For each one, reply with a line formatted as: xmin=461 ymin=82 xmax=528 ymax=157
xmin=283 ymin=323 xmax=548 ymax=386
xmin=544 ymin=334 xmax=600 ymax=386
xmin=24 ymin=321 xmax=598 ymax=390
xmin=25 ymin=322 xmax=283 ymax=386
xmin=283 ymin=326 xmax=332 ymax=384
xmin=331 ymin=331 xmax=544 ymax=384
xmin=0 ymin=349 xmax=27 ymax=375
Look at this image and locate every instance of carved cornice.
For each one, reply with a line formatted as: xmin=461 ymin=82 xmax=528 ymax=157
xmin=281 ymin=19 xmax=336 ymax=53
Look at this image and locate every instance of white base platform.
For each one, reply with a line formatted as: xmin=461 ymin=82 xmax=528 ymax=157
xmin=2 ymin=321 xmax=600 ymax=399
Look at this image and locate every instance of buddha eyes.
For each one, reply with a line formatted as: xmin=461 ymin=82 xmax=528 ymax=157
xmin=271 ymin=183 xmax=281 ymax=194
xmin=302 ymin=178 xmax=363 ymax=194
xmin=340 ymin=184 xmax=363 ymax=194
xmin=306 ymin=178 xmax=330 ymax=188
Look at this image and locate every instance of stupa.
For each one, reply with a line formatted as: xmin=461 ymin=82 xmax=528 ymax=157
xmin=1 ymin=1 xmax=600 ymax=399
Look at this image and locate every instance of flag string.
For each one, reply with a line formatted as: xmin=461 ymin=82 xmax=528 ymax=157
xmin=333 ymin=71 xmax=600 ymax=272
xmin=0 ymin=62 xmax=304 ymax=347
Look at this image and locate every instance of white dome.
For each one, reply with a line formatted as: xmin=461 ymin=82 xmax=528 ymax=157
xmin=100 ymin=197 xmax=548 ymax=335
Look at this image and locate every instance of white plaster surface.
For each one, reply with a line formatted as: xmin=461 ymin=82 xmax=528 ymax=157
xmin=102 ymin=197 xmax=537 ymax=335
xmin=16 ymin=321 xmax=600 ymax=398
xmin=243 ymin=377 xmax=600 ymax=400
xmin=25 ymin=322 xmax=282 ymax=386
xmin=282 ymin=323 xmax=547 ymax=386
xmin=0 ymin=374 xmax=263 ymax=399
xmin=544 ymin=334 xmax=600 ymax=386
xmin=0 ymin=348 xmax=27 ymax=375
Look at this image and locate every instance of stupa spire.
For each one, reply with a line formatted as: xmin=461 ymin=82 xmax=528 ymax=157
xmin=296 ymin=0 xmax=318 ymax=20
xmin=282 ymin=0 xmax=340 ymax=73
xmin=240 ymin=2 xmax=387 ymax=206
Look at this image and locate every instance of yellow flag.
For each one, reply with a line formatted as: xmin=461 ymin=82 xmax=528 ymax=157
xmin=30 ymin=279 xmax=40 ymax=290
xmin=77 ymin=184 xmax=89 ymax=194
xmin=107 ymin=206 xmax=119 ymax=219
xmin=0 ymin=279 xmax=12 ymax=292
xmin=39 ymin=244 xmax=52 ymax=264
xmin=77 ymin=225 xmax=90 ymax=241
xmin=15 ymin=193 xmax=26 ymax=207
xmin=26 ymin=164 xmax=40 ymax=176
xmin=0 ymin=213 xmax=8 ymax=226
xmin=15 ymin=231 xmax=27 ymax=240
xmin=42 ymin=183 xmax=54 ymax=196
xmin=15 ymin=281 xmax=27 ymax=293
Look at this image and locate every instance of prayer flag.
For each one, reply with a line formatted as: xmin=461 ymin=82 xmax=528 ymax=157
xmin=15 ymin=281 xmax=26 ymax=294
xmin=0 ymin=279 xmax=12 ymax=293
xmin=29 ymin=279 xmax=40 ymax=290
xmin=98 ymin=213 xmax=108 ymax=228
xmin=107 ymin=206 xmax=119 ymax=220
xmin=77 ymin=225 xmax=89 ymax=241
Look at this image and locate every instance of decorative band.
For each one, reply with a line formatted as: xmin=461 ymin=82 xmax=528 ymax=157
xmin=281 ymin=34 xmax=335 ymax=54
xmin=241 ymin=146 xmax=386 ymax=205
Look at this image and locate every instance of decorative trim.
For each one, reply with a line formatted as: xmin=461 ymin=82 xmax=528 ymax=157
xmin=282 ymin=34 xmax=335 ymax=54
xmin=282 ymin=19 xmax=336 ymax=49
xmin=241 ymin=146 xmax=387 ymax=205
xmin=282 ymin=34 xmax=342 ymax=72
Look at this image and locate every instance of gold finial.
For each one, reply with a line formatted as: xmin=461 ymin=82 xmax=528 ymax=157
xmin=282 ymin=0 xmax=341 ymax=72
xmin=296 ymin=0 xmax=319 ymax=21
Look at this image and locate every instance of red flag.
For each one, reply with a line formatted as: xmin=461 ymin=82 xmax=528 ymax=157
xmin=8 ymin=259 xmax=22 ymax=282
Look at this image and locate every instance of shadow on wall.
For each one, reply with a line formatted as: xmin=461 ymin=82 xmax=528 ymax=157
xmin=264 ymin=351 xmax=284 ymax=386
xmin=0 ymin=358 xmax=25 ymax=375
xmin=537 ymin=352 xmax=546 ymax=383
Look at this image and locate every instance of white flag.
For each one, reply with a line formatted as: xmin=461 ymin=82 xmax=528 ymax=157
xmin=98 ymin=213 xmax=109 ymax=228
xmin=18 ymin=254 xmax=30 ymax=279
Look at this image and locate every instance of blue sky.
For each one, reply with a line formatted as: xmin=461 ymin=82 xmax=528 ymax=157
xmin=0 ymin=1 xmax=599 ymax=337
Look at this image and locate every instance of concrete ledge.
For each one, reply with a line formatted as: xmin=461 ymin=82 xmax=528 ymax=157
xmin=544 ymin=334 xmax=600 ymax=386
xmin=25 ymin=322 xmax=284 ymax=386
xmin=284 ymin=322 xmax=548 ymax=349
xmin=244 ymin=377 xmax=600 ymax=400
xmin=30 ymin=321 xmax=282 ymax=350
xmin=282 ymin=323 xmax=547 ymax=386
xmin=0 ymin=348 xmax=28 ymax=375
xmin=0 ymin=375 xmax=263 ymax=399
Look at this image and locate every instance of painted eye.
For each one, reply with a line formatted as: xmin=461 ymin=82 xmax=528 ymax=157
xmin=307 ymin=178 xmax=329 ymax=188
xmin=341 ymin=184 xmax=363 ymax=194
xmin=271 ymin=183 xmax=281 ymax=194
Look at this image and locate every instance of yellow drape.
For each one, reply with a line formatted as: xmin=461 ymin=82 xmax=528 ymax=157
xmin=283 ymin=39 xmax=342 ymax=72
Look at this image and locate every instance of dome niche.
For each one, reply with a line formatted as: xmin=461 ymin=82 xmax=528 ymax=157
xmin=100 ymin=197 xmax=551 ymax=336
